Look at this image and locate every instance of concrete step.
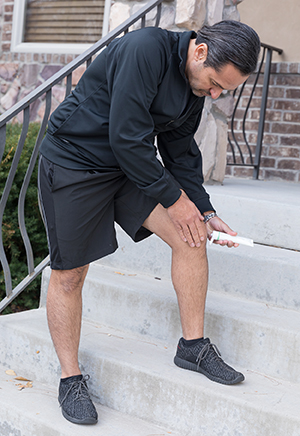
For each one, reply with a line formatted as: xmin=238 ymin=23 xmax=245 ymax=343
xmin=0 ymin=363 xmax=178 ymax=436
xmin=41 ymin=263 xmax=300 ymax=384
xmin=0 ymin=309 xmax=299 ymax=436
xmin=208 ymin=242 xmax=300 ymax=311
xmin=206 ymin=179 xmax=300 ymax=250
xmin=95 ymin=226 xmax=300 ymax=311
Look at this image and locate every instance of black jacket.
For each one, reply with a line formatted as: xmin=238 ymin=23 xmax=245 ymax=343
xmin=40 ymin=27 xmax=214 ymax=212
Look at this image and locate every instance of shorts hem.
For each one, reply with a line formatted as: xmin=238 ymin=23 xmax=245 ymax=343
xmin=50 ymin=242 xmax=118 ymax=270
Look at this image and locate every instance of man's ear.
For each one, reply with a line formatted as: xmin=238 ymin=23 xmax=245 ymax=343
xmin=194 ymin=43 xmax=208 ymax=62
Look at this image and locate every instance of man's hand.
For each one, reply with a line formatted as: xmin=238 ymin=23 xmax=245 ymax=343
xmin=205 ymin=216 xmax=238 ymax=248
xmin=167 ymin=190 xmax=205 ymax=247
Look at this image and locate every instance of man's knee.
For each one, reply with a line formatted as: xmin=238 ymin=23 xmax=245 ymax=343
xmin=50 ymin=265 xmax=89 ymax=294
xmin=173 ymin=236 xmax=207 ymax=258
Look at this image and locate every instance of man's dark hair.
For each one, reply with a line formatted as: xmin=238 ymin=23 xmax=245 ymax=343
xmin=196 ymin=20 xmax=261 ymax=76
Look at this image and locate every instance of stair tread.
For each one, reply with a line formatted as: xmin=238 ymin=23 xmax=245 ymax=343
xmin=0 ymin=361 xmax=179 ymax=436
xmin=2 ymin=309 xmax=300 ymax=418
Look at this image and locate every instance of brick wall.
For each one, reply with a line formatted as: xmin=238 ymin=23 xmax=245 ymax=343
xmin=0 ymin=0 xmax=80 ymax=122
xmin=227 ymin=62 xmax=300 ymax=183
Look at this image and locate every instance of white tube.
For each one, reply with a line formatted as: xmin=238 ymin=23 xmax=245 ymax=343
xmin=209 ymin=231 xmax=254 ymax=247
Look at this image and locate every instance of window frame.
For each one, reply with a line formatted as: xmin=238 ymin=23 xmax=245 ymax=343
xmin=11 ymin=0 xmax=111 ymax=54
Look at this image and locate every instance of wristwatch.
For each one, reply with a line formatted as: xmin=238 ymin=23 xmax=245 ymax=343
xmin=203 ymin=212 xmax=217 ymax=224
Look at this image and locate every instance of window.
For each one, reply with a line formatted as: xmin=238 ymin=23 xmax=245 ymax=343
xmin=11 ymin=0 xmax=111 ymax=54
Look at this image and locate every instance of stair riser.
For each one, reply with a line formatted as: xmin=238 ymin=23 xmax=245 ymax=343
xmin=18 ymin=269 xmax=300 ymax=384
xmin=207 ymin=180 xmax=300 ymax=251
xmin=95 ymin=359 xmax=300 ymax=436
xmin=1 ymin=311 xmax=299 ymax=436
xmin=93 ymin=226 xmax=300 ymax=312
xmin=208 ymin=244 xmax=300 ymax=312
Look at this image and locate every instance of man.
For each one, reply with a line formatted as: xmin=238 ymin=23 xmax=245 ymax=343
xmin=38 ymin=20 xmax=260 ymax=425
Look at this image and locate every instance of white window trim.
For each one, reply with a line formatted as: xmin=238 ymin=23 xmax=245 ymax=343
xmin=11 ymin=0 xmax=111 ymax=54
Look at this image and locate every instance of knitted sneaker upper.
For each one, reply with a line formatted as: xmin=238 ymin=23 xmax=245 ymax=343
xmin=176 ymin=337 xmax=244 ymax=383
xmin=59 ymin=374 xmax=98 ymax=422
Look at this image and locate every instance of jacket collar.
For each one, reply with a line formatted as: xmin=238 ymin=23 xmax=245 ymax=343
xmin=178 ymin=31 xmax=197 ymax=81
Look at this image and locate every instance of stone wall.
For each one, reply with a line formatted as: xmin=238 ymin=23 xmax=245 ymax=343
xmin=227 ymin=62 xmax=300 ymax=183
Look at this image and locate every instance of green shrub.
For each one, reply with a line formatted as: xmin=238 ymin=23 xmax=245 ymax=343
xmin=0 ymin=123 xmax=49 ymax=314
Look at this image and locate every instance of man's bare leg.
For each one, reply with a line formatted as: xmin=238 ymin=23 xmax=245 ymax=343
xmin=46 ymin=265 xmax=89 ymax=378
xmin=143 ymin=203 xmax=208 ymax=339
xmin=144 ymin=203 xmax=245 ymax=384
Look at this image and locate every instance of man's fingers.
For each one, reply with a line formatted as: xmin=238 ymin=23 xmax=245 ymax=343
xmin=184 ymin=222 xmax=205 ymax=248
xmin=174 ymin=223 xmax=187 ymax=243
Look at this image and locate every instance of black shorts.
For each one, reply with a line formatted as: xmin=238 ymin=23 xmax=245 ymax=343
xmin=38 ymin=155 xmax=158 ymax=270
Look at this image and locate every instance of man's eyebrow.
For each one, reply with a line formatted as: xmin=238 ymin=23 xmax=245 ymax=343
xmin=213 ymin=80 xmax=225 ymax=90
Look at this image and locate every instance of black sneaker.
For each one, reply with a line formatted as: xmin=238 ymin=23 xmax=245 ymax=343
xmin=174 ymin=337 xmax=244 ymax=385
xmin=58 ymin=374 xmax=98 ymax=425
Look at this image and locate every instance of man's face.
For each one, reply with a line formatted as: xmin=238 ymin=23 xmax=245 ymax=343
xmin=185 ymin=42 xmax=249 ymax=99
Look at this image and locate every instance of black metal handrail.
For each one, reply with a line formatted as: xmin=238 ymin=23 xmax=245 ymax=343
xmin=0 ymin=0 xmax=162 ymax=313
xmin=228 ymin=42 xmax=283 ymax=179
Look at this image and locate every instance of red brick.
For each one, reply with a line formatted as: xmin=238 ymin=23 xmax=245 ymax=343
xmin=233 ymin=108 xmax=244 ymax=119
xmin=286 ymin=89 xmax=300 ymax=99
xmin=4 ymin=14 xmax=13 ymax=22
xmin=263 ymin=134 xmax=279 ymax=145
xmin=247 ymin=133 xmax=258 ymax=144
xmin=2 ymin=31 xmax=12 ymax=41
xmin=264 ymin=169 xmax=297 ymax=181
xmin=4 ymin=4 xmax=13 ymax=12
xmin=266 ymin=110 xmax=282 ymax=122
xmin=240 ymin=97 xmax=272 ymax=110
xmin=268 ymin=87 xmax=285 ymax=98
xmin=280 ymin=136 xmax=300 ymax=146
xmin=225 ymin=166 xmax=233 ymax=176
xmin=3 ymin=23 xmax=12 ymax=32
xmin=242 ymin=85 xmax=263 ymax=97
xmin=274 ymin=100 xmax=300 ymax=111
xmin=272 ymin=123 xmax=300 ymax=135
xmin=244 ymin=120 xmax=260 ymax=131
xmin=277 ymin=64 xmax=289 ymax=74
xmin=289 ymin=63 xmax=300 ymax=74
xmin=250 ymin=110 xmax=260 ymax=120
xmin=277 ymin=159 xmax=300 ymax=170
xmin=1 ymin=43 xmax=11 ymax=51
xmin=283 ymin=112 xmax=300 ymax=123
xmin=260 ymin=157 xmax=276 ymax=168
xmin=66 ymin=55 xmax=74 ymax=63
xmin=268 ymin=147 xmax=300 ymax=158
xmin=276 ymin=76 xmax=300 ymax=87
xmin=232 ymin=167 xmax=253 ymax=178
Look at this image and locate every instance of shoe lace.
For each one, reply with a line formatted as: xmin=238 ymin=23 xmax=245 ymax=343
xmin=60 ymin=374 xmax=91 ymax=407
xmin=196 ymin=342 xmax=222 ymax=370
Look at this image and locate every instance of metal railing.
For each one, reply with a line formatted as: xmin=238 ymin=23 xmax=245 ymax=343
xmin=0 ymin=0 xmax=163 ymax=313
xmin=228 ymin=42 xmax=283 ymax=179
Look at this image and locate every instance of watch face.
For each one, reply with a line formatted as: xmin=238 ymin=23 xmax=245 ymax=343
xmin=204 ymin=213 xmax=216 ymax=223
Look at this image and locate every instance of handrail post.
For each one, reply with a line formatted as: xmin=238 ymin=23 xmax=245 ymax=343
xmin=253 ymin=47 xmax=272 ymax=179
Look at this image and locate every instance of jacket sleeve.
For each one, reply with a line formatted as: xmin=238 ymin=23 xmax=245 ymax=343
xmin=157 ymin=106 xmax=215 ymax=214
xmin=107 ymin=32 xmax=181 ymax=208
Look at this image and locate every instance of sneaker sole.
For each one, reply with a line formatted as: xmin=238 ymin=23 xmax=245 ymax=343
xmin=62 ymin=408 xmax=98 ymax=425
xmin=174 ymin=356 xmax=245 ymax=385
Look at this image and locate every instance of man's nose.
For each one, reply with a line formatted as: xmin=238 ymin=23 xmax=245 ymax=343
xmin=210 ymin=88 xmax=223 ymax=99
